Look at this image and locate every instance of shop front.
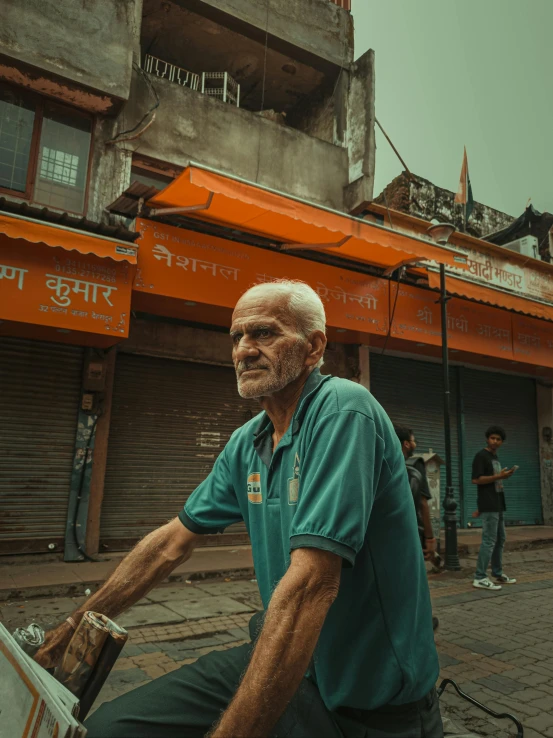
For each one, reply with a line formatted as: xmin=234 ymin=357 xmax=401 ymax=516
xmin=370 ymin=354 xmax=542 ymax=528
xmin=369 ymin=280 xmax=551 ymax=529
xmin=0 ymin=210 xmax=137 ymax=554
xmin=98 ymin=217 xmax=392 ymax=550
xmin=96 ymin=167 xmax=553 ymax=550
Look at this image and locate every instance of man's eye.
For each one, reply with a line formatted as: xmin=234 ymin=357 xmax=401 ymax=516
xmin=257 ymin=329 xmax=271 ymax=338
xmin=232 ymin=334 xmax=242 ymax=344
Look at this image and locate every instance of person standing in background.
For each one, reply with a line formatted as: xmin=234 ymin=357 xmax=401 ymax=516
xmin=394 ymin=424 xmax=439 ymax=631
xmin=394 ymin=425 xmax=437 ymax=557
xmin=472 ymin=426 xmax=518 ymax=591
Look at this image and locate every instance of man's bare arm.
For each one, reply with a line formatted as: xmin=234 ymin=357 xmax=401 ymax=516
xmin=472 ymin=468 xmax=513 ymax=485
xmin=35 ymin=517 xmax=198 ymax=668
xmin=209 ymin=547 xmax=342 ymax=738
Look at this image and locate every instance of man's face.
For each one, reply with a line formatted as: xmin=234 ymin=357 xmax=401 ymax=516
xmin=404 ymin=435 xmax=417 ymax=458
xmin=487 ymin=434 xmax=503 ymax=452
xmin=230 ymin=290 xmax=309 ymax=399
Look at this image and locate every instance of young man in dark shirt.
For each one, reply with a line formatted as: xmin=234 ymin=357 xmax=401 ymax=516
xmin=394 ymin=425 xmax=436 ymax=556
xmin=394 ymin=425 xmax=439 ymax=630
xmin=472 ymin=425 xmax=517 ymax=590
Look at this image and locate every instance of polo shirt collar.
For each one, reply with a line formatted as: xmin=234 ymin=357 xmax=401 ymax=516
xmin=252 ymin=369 xmax=331 ymax=455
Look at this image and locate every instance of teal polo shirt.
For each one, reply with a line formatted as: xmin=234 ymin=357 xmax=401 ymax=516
xmin=179 ymin=369 xmax=439 ymax=712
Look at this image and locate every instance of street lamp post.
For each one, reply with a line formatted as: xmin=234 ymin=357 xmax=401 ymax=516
xmin=426 ymin=223 xmax=461 ymax=571
xmin=439 ymin=263 xmax=461 ymax=571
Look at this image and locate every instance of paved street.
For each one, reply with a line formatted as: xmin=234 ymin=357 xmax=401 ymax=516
xmin=432 ymin=547 xmax=553 ymax=738
xmin=2 ymin=547 xmax=553 ymax=737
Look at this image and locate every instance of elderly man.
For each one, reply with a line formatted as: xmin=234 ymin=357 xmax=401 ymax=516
xmin=36 ymin=280 xmax=442 ymax=738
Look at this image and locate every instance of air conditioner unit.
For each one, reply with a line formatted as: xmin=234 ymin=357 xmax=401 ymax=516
xmin=503 ymin=236 xmax=539 ymax=259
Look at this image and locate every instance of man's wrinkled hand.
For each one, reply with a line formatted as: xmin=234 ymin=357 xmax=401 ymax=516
xmin=34 ymin=621 xmax=73 ymax=670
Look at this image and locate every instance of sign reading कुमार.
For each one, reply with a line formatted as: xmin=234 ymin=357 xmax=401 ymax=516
xmin=0 ymin=237 xmax=133 ymax=337
xmin=135 ymin=218 xmax=390 ymax=335
xmin=445 ymin=243 xmax=553 ymax=304
xmin=390 ymin=282 xmax=514 ymax=359
xmin=512 ymin=315 xmax=553 ymax=368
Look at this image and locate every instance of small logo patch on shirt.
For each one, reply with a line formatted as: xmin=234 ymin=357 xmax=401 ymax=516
xmin=288 ymin=453 xmax=300 ymax=505
xmin=247 ymin=472 xmax=262 ymax=504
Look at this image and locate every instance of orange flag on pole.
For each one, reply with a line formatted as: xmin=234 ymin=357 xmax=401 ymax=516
xmin=454 ymin=147 xmax=474 ymax=224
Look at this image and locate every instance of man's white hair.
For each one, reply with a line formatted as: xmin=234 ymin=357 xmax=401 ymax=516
xmin=241 ymin=279 xmax=327 ymax=366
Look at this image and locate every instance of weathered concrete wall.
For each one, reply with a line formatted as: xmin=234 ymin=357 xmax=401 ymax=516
xmin=121 ymin=320 xmax=234 ymax=365
xmin=322 ymin=343 xmax=358 ymax=380
xmin=177 ymin=0 xmax=354 ymax=69
xmin=411 ymin=176 xmax=514 ymax=238
xmin=344 ymin=49 xmax=376 ymax=214
xmin=87 ymin=120 xmax=134 ymax=223
xmin=537 ymin=383 xmax=553 ymax=525
xmin=287 ymin=71 xmax=348 ymax=147
xmin=120 ymin=70 xmax=348 ymax=209
xmin=0 ymin=0 xmax=141 ymax=110
xmin=121 ymin=320 xmax=356 ymax=381
xmin=376 ymin=172 xmax=514 ymax=238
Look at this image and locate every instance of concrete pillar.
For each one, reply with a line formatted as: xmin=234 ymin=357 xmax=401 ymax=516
xmin=87 ymin=120 xmax=133 ymax=224
xmin=344 ymin=48 xmax=376 ymax=214
xmin=536 ymin=382 xmax=553 ymax=524
xmin=357 ymin=345 xmax=370 ymax=392
xmin=85 ymin=348 xmax=118 ymax=555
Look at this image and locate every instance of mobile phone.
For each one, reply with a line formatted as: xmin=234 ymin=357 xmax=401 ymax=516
xmin=511 ymin=465 xmax=519 ymax=472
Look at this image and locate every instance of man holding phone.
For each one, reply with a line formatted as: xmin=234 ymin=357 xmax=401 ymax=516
xmin=472 ymin=425 xmax=518 ymax=590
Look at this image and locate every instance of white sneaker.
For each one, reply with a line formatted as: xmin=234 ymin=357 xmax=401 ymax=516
xmin=473 ymin=577 xmax=502 ymax=591
xmin=495 ymin=575 xmax=517 ymax=584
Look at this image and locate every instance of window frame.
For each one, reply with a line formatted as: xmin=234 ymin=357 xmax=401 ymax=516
xmin=0 ymin=83 xmax=94 ymax=215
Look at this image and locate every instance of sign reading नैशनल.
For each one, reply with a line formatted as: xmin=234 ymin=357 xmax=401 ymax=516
xmin=135 ymin=218 xmax=391 ymax=336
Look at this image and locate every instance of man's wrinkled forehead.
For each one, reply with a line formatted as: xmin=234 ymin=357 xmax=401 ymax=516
xmin=231 ymin=289 xmax=296 ymax=331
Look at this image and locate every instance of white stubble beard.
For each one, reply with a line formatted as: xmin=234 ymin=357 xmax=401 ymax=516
xmin=236 ymin=340 xmax=307 ymax=399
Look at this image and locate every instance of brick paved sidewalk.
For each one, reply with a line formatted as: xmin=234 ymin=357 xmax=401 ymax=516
xmin=2 ymin=547 xmax=553 ymax=736
xmin=432 ymin=548 xmax=553 ymax=737
xmin=88 ymin=548 xmax=553 ymax=736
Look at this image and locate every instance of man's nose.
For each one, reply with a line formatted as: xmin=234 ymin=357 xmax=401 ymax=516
xmin=234 ymin=338 xmax=259 ymax=362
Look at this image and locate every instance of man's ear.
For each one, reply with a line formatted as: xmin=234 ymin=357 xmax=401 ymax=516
xmin=306 ymin=330 xmax=327 ymax=367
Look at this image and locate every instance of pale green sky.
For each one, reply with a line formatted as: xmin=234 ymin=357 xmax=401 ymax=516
xmin=353 ymin=0 xmax=552 ymax=218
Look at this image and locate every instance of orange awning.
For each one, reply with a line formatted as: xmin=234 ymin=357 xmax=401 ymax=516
xmin=428 ymin=271 xmax=553 ymax=322
xmin=0 ymin=213 xmax=137 ymax=264
xmin=147 ymin=165 xmax=468 ymax=271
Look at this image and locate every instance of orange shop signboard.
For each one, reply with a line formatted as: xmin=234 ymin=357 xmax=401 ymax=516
xmin=443 ymin=244 xmax=553 ymax=305
xmin=0 ymin=236 xmax=133 ymax=337
xmin=512 ymin=315 xmax=553 ymax=368
xmin=135 ymin=219 xmax=390 ymax=335
xmin=390 ymin=283 xmax=514 ymax=359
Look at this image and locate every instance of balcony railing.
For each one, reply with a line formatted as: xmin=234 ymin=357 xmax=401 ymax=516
xmin=143 ymin=55 xmax=240 ymax=107
xmin=330 ymin=0 xmax=351 ymax=9
xmin=144 ymin=55 xmax=200 ymax=90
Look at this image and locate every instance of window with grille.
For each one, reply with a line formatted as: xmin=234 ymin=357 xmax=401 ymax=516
xmin=0 ymin=87 xmax=35 ymax=193
xmin=0 ymin=84 xmax=92 ymax=214
xmin=40 ymin=148 xmax=80 ymax=186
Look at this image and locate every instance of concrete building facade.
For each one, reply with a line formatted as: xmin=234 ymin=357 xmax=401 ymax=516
xmin=0 ymin=0 xmax=374 ymax=219
xmin=1 ymin=0 xmax=553 ymax=560
xmin=0 ymin=0 xmax=379 ymax=556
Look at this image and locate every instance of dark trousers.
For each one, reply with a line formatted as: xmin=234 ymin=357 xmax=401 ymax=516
xmin=85 ymin=623 xmax=443 ymax=738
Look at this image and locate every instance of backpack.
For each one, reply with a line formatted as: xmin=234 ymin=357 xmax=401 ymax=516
xmin=405 ymin=457 xmax=425 ymax=532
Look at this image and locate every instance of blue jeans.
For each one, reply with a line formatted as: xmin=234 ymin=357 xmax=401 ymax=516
xmin=475 ymin=512 xmax=506 ymax=580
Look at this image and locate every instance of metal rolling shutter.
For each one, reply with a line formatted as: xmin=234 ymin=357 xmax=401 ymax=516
xmin=0 ymin=337 xmax=83 ymax=554
xmin=100 ymin=353 xmax=259 ymax=549
xmin=369 ymin=353 xmax=461 ymax=510
xmin=460 ymin=368 xmax=542 ymax=527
